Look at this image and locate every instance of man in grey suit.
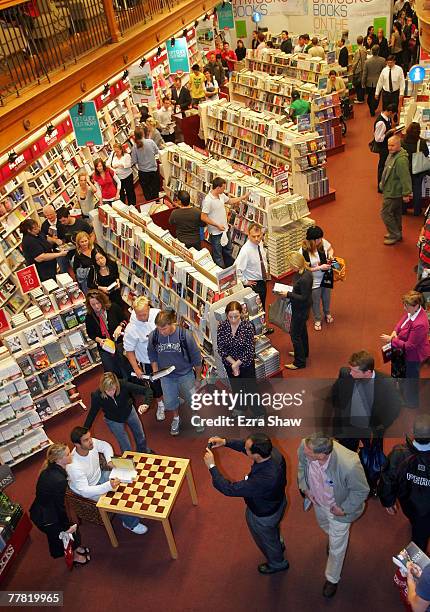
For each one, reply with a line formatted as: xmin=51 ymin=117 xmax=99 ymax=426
xmin=362 ymin=45 xmax=386 ymax=117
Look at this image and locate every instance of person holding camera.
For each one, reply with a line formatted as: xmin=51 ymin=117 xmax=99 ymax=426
xmin=204 ymin=434 xmax=289 ymax=575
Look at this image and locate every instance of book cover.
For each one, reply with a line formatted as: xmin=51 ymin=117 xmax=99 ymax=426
xmin=68 ymin=330 xmax=85 ymax=350
xmin=53 ymin=288 xmax=73 ymax=310
xmin=75 ymin=350 xmax=91 ymax=369
xmin=34 ymin=398 xmax=50 ymax=419
xmin=30 ymin=348 xmax=50 ymax=371
xmin=66 ymin=357 xmax=79 ymax=376
xmin=393 ymin=542 xmax=430 ymax=572
xmin=61 ymin=311 xmax=79 ymax=330
xmin=54 ymin=363 xmax=73 ymax=384
xmin=38 ymin=320 xmax=56 ymax=339
xmin=51 ymin=315 xmax=65 ymax=334
xmin=26 ymin=376 xmax=43 ymax=397
xmin=74 ymin=305 xmax=86 ymax=323
xmin=23 ymin=327 xmax=40 ymax=347
xmin=5 ymin=334 xmax=23 ymax=354
xmin=67 ymin=282 xmax=84 ymax=304
xmin=16 ymin=355 xmax=34 ymax=377
xmin=39 ymin=369 xmax=59 ymax=390
xmin=44 ymin=342 xmax=65 ymax=364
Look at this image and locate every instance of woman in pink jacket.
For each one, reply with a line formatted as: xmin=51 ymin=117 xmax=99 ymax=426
xmin=381 ymin=290 xmax=430 ymax=404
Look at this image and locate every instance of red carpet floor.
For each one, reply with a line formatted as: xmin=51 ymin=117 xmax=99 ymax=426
xmin=3 ymin=103 xmax=428 ymax=611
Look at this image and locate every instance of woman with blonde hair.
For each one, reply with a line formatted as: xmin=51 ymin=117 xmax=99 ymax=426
xmin=75 ymin=169 xmax=99 ymax=217
xmin=279 ymin=252 xmax=313 ymax=369
xmin=84 ymin=372 xmax=152 ymax=454
xmin=30 ymin=444 xmax=90 ymax=565
xmin=145 ymin=117 xmax=165 ymax=149
xmin=72 ymin=231 xmax=103 ymax=294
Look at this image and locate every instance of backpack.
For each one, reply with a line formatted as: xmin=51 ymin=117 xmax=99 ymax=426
xmin=151 ymin=327 xmax=191 ymax=362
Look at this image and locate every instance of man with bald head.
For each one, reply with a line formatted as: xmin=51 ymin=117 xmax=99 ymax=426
xmin=380 ymin=135 xmax=412 ymax=245
xmin=40 ymin=204 xmax=69 ymax=272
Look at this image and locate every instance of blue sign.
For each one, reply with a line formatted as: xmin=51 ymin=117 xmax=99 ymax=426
xmin=409 ymin=65 xmax=426 ymax=83
xmin=252 ymin=10 xmax=262 ymax=23
xmin=69 ymin=101 xmax=103 ymax=147
xmin=167 ymin=37 xmax=190 ymax=74
xmin=217 ymin=2 xmax=234 ymax=29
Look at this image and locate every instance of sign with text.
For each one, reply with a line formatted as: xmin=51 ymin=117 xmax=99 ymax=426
xmin=16 ymin=264 xmax=41 ymax=294
xmin=0 ymin=309 xmax=10 ymax=334
xmin=196 ymin=21 xmax=215 ymax=54
xmin=167 ymin=37 xmax=190 ymax=74
xmin=217 ymin=2 xmax=235 ymax=29
xmin=128 ymin=64 xmax=157 ymax=106
xmin=69 ymin=101 xmax=103 ymax=147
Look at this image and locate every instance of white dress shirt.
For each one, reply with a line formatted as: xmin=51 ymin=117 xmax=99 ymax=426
xmin=236 ymin=239 xmax=268 ymax=282
xmin=154 ymin=107 xmax=175 ymax=135
xmin=110 ymin=152 xmax=133 ymax=180
xmin=123 ymin=308 xmax=160 ymax=364
xmin=374 ymin=112 xmax=392 ymax=142
xmin=400 ymin=306 xmax=422 ymax=329
xmin=375 ymin=65 xmax=405 ymax=97
xmin=66 ymin=438 xmax=114 ymax=501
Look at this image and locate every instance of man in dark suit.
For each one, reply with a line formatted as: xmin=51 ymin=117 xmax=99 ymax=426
xmin=170 ymin=76 xmax=191 ymax=113
xmin=280 ymin=30 xmax=292 ymax=54
xmin=337 ymin=39 xmax=349 ymax=68
xmin=332 ymin=350 xmax=402 ymax=493
xmin=362 ymin=44 xmax=386 ymax=116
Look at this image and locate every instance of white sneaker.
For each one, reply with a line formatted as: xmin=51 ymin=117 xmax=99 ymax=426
xmin=170 ymin=416 xmax=180 ymax=436
xmin=123 ymin=522 xmax=148 ymax=535
xmin=156 ymin=402 xmax=165 ymax=421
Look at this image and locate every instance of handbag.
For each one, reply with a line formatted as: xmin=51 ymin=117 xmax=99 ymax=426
xmin=332 ymin=257 xmax=346 ymax=282
xmin=412 ymin=140 xmax=430 ymax=175
xmin=321 ymin=268 xmax=334 ymax=289
xmin=269 ymin=297 xmax=292 ymax=333
xmin=368 ymin=139 xmax=382 ymax=154
xmin=391 ymin=348 xmax=406 ymax=378
xmin=358 ymin=437 xmax=386 ymax=484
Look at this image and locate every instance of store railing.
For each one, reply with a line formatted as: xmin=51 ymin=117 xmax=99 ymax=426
xmin=0 ymin=0 xmax=178 ymax=104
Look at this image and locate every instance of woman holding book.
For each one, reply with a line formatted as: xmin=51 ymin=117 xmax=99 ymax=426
xmin=20 ymin=219 xmax=69 ymax=282
xmin=92 ymin=158 xmax=121 ymax=204
xmin=85 ymin=289 xmax=129 ymax=377
xmin=84 ymin=372 xmax=152 ymax=454
xmin=30 ymin=443 xmax=90 ymax=566
xmin=109 ymin=143 xmax=135 ymax=207
xmin=300 ymin=225 xmax=335 ymax=331
xmin=72 ymin=231 xmax=102 ymax=294
xmin=217 ymin=301 xmax=257 ymax=402
xmin=75 ymin=170 xmax=99 ymax=217
xmin=88 ymin=251 xmax=124 ymax=308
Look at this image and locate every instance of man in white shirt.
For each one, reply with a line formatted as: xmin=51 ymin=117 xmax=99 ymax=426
xmin=375 ymin=55 xmax=405 ymax=117
xmin=293 ymin=35 xmax=305 ymax=53
xmin=236 ymin=223 xmax=274 ymax=334
xmin=124 ymin=296 xmax=165 ymax=421
xmin=154 ymin=97 xmax=175 ymax=143
xmin=67 ymin=426 xmax=148 ymax=534
xmin=201 ymin=176 xmax=248 ymax=268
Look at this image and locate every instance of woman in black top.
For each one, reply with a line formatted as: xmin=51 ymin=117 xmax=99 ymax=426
xmin=20 ymin=219 xmax=68 ymax=282
xmin=30 ymin=444 xmax=89 ymax=564
xmin=169 ymin=190 xmax=205 ymax=250
xmin=88 ymin=251 xmax=124 ymax=307
xmin=84 ymin=372 xmax=152 ymax=454
xmin=401 ymin=122 xmax=430 ymax=216
xmin=72 ymin=231 xmax=104 ymax=294
xmin=376 ymin=28 xmax=389 ymax=58
xmin=280 ymin=252 xmax=313 ymax=370
xmin=85 ymin=289 xmax=129 ymax=377
xmin=235 ymin=39 xmax=246 ymax=61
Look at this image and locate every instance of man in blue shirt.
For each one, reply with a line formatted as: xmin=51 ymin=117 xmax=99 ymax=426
xmin=204 ymin=434 xmax=289 ymax=575
xmin=147 ymin=310 xmax=202 ymax=436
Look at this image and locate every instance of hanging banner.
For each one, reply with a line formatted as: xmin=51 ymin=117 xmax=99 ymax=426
xmin=196 ymin=21 xmax=216 ymax=54
xmin=69 ymin=101 xmax=103 ymax=147
xmin=217 ymin=2 xmax=235 ymax=29
xmin=16 ymin=264 xmax=41 ymax=294
xmin=128 ymin=64 xmax=157 ymax=106
xmin=166 ymin=37 xmax=190 ymax=74
xmin=232 ymin=0 xmax=307 ymax=19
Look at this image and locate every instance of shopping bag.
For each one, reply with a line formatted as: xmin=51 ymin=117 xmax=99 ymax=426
xmin=393 ymin=568 xmax=413 ymax=611
xmin=412 ymin=141 xmax=430 ymax=175
xmin=59 ymin=529 xmax=75 ymax=571
xmin=381 ymin=342 xmax=393 ymax=363
xmin=269 ymin=297 xmax=292 ymax=333
xmin=321 ymin=268 xmax=334 ymax=289
xmin=332 ymin=257 xmax=346 ymax=282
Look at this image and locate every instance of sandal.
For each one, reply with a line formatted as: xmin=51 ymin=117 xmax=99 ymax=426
xmin=314 ymin=321 xmax=322 ymax=331
xmin=325 ymin=315 xmax=334 ymax=324
xmin=76 ymin=547 xmax=90 ymax=555
xmin=73 ymin=555 xmax=91 ymax=567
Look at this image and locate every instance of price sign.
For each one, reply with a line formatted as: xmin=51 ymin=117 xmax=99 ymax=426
xmin=0 ymin=309 xmax=10 ymax=334
xmin=16 ymin=265 xmax=41 ymax=294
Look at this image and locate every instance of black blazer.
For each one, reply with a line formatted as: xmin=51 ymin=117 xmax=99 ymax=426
xmin=287 ymin=270 xmax=313 ymax=313
xmin=85 ymin=302 xmax=126 ymax=341
xmin=338 ymin=46 xmax=349 ymax=68
xmin=376 ymin=37 xmax=389 ymax=58
xmin=30 ymin=463 xmax=69 ymax=528
xmin=85 ymin=380 xmax=151 ymax=428
xmin=332 ymin=368 xmax=402 ymax=434
xmin=170 ymin=85 xmax=191 ymax=111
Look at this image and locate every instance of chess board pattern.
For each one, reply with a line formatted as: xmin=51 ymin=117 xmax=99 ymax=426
xmin=97 ymin=453 xmax=189 ymax=519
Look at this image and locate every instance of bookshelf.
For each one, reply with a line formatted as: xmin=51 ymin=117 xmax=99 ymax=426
xmin=199 ymin=99 xmax=332 ymax=202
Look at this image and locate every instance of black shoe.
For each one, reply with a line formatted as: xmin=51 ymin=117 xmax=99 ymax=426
xmin=258 ymin=561 xmax=289 ymax=575
xmin=264 ymin=327 xmax=275 ymax=336
xmin=323 ymin=580 xmax=338 ymax=598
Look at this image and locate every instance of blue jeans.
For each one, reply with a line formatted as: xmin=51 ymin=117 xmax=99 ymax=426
xmin=97 ymin=470 xmax=139 ymax=529
xmin=160 ymin=371 xmax=196 ymax=411
xmin=57 ymin=255 xmax=70 ymax=274
xmin=105 ymin=408 xmax=148 ymax=454
xmin=210 ymin=231 xmax=234 ymax=269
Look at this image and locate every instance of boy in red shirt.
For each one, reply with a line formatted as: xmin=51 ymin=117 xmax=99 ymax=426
xmin=221 ymin=42 xmax=237 ymax=77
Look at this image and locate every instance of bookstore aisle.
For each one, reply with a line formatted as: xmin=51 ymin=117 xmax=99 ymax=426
xmin=2 ymin=104 xmax=428 ymax=611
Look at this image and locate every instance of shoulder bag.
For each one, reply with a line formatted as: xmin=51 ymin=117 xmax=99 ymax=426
xmin=412 ymin=140 xmax=430 ymax=175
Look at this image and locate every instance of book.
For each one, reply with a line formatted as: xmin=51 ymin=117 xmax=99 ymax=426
xmin=54 ymin=363 xmax=73 ymax=383
xmin=38 ymin=320 xmax=56 ymax=339
xmin=5 ymin=334 xmax=22 ymax=354
xmin=101 ymin=338 xmax=116 ymax=354
xmin=273 ymin=283 xmax=293 ymax=294
xmin=23 ymin=327 xmax=39 ymax=347
xmin=39 ymin=369 xmax=59 ymax=390
xmin=110 ymin=457 xmax=137 ymax=483
xmin=74 ymin=305 xmax=86 ymax=323
xmin=61 ymin=311 xmax=79 ymax=330
xmin=16 ymin=356 xmax=34 ymax=377
xmin=26 ymin=376 xmax=43 ymax=397
xmin=66 ymin=357 xmax=79 ymax=376
xmin=30 ymin=348 xmax=50 ymax=370
xmin=393 ymin=542 xmax=430 ymax=572
xmin=131 ymin=365 xmax=175 ymax=381
xmin=44 ymin=342 xmax=65 ymax=364
xmin=68 ymin=331 xmax=85 ymax=350
xmin=75 ymin=350 xmax=91 ymax=369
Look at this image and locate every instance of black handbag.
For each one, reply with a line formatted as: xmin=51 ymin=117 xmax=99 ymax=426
xmin=321 ymin=269 xmax=334 ymax=289
xmin=391 ymin=348 xmax=406 ymax=378
xmin=368 ymin=139 xmax=382 ymax=154
xmin=359 ymin=437 xmax=386 ymax=484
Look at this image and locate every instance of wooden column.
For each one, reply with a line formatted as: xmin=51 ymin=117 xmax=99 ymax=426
xmin=103 ymin=0 xmax=121 ymax=43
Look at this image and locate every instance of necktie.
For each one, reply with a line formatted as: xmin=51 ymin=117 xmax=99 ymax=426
xmin=389 ymin=68 xmax=393 ymax=93
xmin=258 ymin=245 xmax=268 ymax=281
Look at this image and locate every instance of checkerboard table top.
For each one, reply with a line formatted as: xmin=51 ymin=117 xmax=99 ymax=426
xmin=97 ymin=452 xmax=190 ymax=520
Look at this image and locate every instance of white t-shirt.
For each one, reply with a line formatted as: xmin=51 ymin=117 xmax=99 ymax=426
xmin=110 ymin=153 xmax=133 ymax=180
xmin=66 ymin=438 xmax=114 ymax=501
xmin=123 ymin=308 xmax=160 ymax=364
xmin=300 ymin=238 xmax=331 ymax=289
xmin=201 ymin=192 xmax=229 ymax=235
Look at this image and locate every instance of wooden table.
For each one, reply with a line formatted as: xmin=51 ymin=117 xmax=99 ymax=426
xmin=96 ymin=452 xmax=197 ymax=559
